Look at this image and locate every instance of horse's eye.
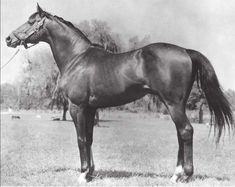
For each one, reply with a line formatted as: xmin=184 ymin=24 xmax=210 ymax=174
xmin=28 ymin=20 xmax=34 ymax=25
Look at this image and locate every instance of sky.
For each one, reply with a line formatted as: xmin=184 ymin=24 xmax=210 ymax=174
xmin=1 ymin=0 xmax=235 ymax=90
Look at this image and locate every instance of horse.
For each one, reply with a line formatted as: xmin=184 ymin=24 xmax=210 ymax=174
xmin=6 ymin=4 xmax=234 ymax=183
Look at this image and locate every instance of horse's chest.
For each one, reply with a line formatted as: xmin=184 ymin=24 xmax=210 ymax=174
xmin=60 ymin=74 xmax=89 ymax=105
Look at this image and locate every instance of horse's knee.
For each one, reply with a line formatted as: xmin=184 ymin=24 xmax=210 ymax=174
xmin=78 ymin=138 xmax=93 ymax=149
xmin=179 ymin=125 xmax=193 ymax=141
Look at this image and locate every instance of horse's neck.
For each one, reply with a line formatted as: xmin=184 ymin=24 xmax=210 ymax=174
xmin=46 ymin=21 xmax=91 ymax=73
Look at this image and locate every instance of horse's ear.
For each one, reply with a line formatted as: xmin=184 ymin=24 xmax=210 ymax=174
xmin=37 ymin=3 xmax=44 ymax=17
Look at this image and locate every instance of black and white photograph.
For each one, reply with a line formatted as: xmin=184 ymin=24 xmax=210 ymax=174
xmin=1 ymin=0 xmax=235 ymax=186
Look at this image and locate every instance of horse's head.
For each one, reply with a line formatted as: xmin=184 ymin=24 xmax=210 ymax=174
xmin=6 ymin=4 xmax=48 ymax=48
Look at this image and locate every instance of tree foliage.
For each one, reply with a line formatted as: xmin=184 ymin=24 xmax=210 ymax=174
xmin=225 ymin=89 xmax=235 ymax=110
xmin=78 ymin=20 xmax=124 ymax=52
xmin=1 ymin=47 xmax=59 ymax=110
xmin=128 ymin=35 xmax=150 ymax=50
xmin=187 ymin=82 xmax=205 ymax=110
xmin=1 ymin=83 xmax=18 ymax=109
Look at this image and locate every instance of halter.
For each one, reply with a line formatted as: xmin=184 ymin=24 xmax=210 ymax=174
xmin=14 ymin=17 xmax=46 ymax=49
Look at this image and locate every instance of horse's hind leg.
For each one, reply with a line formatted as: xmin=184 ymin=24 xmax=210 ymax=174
xmin=69 ymin=103 xmax=96 ymax=183
xmin=168 ymin=104 xmax=194 ymax=183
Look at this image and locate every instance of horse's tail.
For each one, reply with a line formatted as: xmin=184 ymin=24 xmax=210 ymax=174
xmin=186 ymin=49 xmax=234 ymax=143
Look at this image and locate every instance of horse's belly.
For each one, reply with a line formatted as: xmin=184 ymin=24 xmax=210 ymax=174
xmin=88 ymin=84 xmax=149 ymax=108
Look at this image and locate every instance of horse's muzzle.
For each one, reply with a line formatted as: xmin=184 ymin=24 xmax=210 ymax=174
xmin=6 ymin=34 xmax=21 ymax=48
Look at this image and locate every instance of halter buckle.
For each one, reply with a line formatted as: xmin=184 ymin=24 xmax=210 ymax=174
xmin=19 ymin=17 xmax=46 ymax=49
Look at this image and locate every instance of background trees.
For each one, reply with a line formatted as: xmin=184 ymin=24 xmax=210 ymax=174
xmin=1 ymin=83 xmax=18 ymax=109
xmin=78 ymin=20 xmax=123 ymax=53
xmin=1 ymin=46 xmax=59 ymax=110
xmin=226 ymin=89 xmax=235 ymax=110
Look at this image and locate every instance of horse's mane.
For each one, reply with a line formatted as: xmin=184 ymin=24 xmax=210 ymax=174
xmin=42 ymin=11 xmax=107 ymax=49
xmin=43 ymin=11 xmax=91 ymax=43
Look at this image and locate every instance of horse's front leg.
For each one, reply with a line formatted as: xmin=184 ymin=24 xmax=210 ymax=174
xmin=85 ymin=107 xmax=96 ymax=180
xmin=69 ymin=103 xmax=96 ymax=183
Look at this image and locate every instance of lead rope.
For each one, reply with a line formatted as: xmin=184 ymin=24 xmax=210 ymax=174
xmin=1 ymin=48 xmax=20 ymax=70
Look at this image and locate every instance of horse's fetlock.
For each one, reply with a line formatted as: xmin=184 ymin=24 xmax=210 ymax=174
xmin=184 ymin=165 xmax=194 ymax=176
xmin=81 ymin=165 xmax=89 ymax=173
xmin=89 ymin=165 xmax=95 ymax=175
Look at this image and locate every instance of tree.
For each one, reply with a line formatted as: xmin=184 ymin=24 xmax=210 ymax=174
xmin=78 ymin=19 xmax=124 ymax=53
xmin=225 ymin=89 xmax=235 ymax=110
xmin=187 ymin=83 xmax=200 ymax=110
xmin=51 ymin=75 xmax=69 ymax=120
xmin=17 ymin=47 xmax=59 ymax=109
xmin=128 ymin=35 xmax=150 ymax=50
xmin=0 ymin=83 xmax=18 ymax=109
xmin=187 ymin=82 xmax=206 ymax=123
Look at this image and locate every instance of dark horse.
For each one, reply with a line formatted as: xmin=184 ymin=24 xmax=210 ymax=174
xmin=6 ymin=4 xmax=234 ymax=183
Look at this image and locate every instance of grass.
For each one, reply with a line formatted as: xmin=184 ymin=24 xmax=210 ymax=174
xmin=1 ymin=110 xmax=235 ymax=186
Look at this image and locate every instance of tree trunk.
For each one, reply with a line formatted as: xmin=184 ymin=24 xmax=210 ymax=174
xmin=62 ymin=101 xmax=68 ymax=121
xmin=94 ymin=111 xmax=99 ymax=126
xmin=198 ymin=103 xmax=204 ymax=124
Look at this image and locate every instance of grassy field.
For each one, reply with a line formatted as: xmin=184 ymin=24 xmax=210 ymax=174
xmin=1 ymin=110 xmax=235 ymax=186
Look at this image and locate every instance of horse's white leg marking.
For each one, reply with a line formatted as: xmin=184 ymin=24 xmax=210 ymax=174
xmin=78 ymin=169 xmax=89 ymax=184
xmin=170 ymin=165 xmax=184 ymax=183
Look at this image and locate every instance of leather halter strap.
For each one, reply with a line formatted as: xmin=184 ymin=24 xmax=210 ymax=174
xmin=14 ymin=17 xmax=46 ymax=49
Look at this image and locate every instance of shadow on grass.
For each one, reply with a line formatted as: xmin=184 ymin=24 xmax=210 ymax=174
xmin=31 ymin=167 xmax=230 ymax=182
xmin=93 ymin=170 xmax=230 ymax=182
xmin=192 ymin=174 xmax=230 ymax=182
xmin=51 ymin=119 xmax=120 ymax=128
xmin=99 ymin=119 xmax=119 ymax=123
xmin=34 ymin=167 xmax=76 ymax=174
xmin=51 ymin=119 xmax=118 ymax=124
xmin=94 ymin=169 xmax=169 ymax=179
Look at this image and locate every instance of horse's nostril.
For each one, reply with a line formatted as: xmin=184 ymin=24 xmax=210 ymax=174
xmin=6 ymin=36 xmax=12 ymax=42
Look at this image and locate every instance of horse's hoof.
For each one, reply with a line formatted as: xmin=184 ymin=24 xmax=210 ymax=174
xmin=170 ymin=174 xmax=192 ymax=184
xmin=178 ymin=174 xmax=192 ymax=183
xmin=170 ymin=165 xmax=184 ymax=183
xmin=78 ymin=172 xmax=88 ymax=184
xmin=170 ymin=174 xmax=179 ymax=184
xmin=170 ymin=173 xmax=192 ymax=183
